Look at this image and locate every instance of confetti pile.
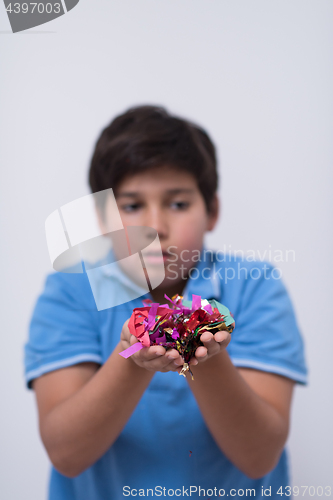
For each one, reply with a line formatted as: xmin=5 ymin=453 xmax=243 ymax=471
xmin=119 ymin=293 xmax=235 ymax=379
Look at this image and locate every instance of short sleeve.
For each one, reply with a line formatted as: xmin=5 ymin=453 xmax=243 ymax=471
xmin=227 ymin=261 xmax=308 ymax=385
xmin=24 ymin=271 xmax=102 ymax=390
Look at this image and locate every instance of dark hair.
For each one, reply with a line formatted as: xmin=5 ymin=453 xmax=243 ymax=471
xmin=88 ymin=105 xmax=218 ymax=215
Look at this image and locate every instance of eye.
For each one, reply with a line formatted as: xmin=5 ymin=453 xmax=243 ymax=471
xmin=120 ymin=203 xmax=142 ymax=212
xmin=170 ymin=201 xmax=190 ymax=210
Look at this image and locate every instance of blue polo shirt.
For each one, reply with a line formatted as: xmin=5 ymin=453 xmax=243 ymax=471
xmin=24 ymin=245 xmax=308 ymax=499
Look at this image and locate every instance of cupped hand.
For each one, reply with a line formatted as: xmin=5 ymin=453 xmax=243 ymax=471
xmin=189 ymin=325 xmax=234 ymax=365
xmin=120 ymin=319 xmax=196 ymax=373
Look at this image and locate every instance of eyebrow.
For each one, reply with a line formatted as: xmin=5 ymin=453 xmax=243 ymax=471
xmin=116 ymin=188 xmax=196 ymax=198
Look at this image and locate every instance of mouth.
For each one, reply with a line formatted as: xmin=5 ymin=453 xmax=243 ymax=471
xmin=143 ymin=250 xmax=170 ymax=263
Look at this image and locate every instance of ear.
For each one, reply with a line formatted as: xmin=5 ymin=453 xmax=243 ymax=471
xmin=206 ymin=193 xmax=220 ymax=232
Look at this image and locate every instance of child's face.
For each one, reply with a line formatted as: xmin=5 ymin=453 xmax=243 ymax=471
xmin=99 ymin=165 xmax=219 ymax=294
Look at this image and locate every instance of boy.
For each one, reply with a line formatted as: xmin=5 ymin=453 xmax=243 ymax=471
xmin=24 ymin=105 xmax=308 ymax=499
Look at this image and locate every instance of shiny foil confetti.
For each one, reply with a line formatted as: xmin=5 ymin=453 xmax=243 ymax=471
xmin=119 ymin=293 xmax=235 ymax=379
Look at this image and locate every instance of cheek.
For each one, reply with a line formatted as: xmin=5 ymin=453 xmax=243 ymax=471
xmin=171 ymin=228 xmax=205 ymax=257
xmin=173 ymin=215 xmax=207 ymax=244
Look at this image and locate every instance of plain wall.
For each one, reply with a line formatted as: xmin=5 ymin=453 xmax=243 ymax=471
xmin=0 ymin=1 xmax=332 ymax=498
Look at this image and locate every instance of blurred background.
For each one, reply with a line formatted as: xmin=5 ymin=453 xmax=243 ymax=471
xmin=0 ymin=1 xmax=332 ymax=498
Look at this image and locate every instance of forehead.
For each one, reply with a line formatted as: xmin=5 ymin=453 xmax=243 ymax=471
xmin=115 ymin=166 xmax=199 ymax=196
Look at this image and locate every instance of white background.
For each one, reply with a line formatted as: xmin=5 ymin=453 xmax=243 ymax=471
xmin=0 ymin=1 xmax=332 ymax=498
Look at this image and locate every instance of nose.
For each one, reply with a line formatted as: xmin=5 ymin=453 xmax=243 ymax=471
xmin=143 ymin=206 xmax=168 ymax=240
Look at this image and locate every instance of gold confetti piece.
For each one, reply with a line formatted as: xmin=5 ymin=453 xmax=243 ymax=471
xmin=179 ymin=362 xmax=194 ymax=380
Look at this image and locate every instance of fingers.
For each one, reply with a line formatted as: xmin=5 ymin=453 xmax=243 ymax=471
xmin=199 ymin=330 xmax=214 ymax=344
xmin=193 ymin=329 xmax=231 ymax=363
xmin=121 ymin=318 xmax=185 ymax=373
xmin=135 ymin=344 xmax=166 ymax=361
xmin=213 ymin=330 xmax=231 ymax=344
xmin=200 ymin=329 xmax=230 ymax=347
xmin=163 ymin=350 xmax=185 ymax=372
xmin=165 ymin=349 xmax=182 ymax=363
xmin=215 ymin=331 xmax=232 ymax=352
xmin=198 ymin=331 xmax=216 ymax=360
xmin=133 ymin=346 xmax=184 ymax=372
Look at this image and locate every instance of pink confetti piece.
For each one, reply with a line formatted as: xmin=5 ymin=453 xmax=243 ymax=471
xmin=203 ymin=303 xmax=213 ymax=314
xmin=191 ymin=294 xmax=202 ymax=312
xmin=155 ymin=334 xmax=167 ymax=344
xmin=119 ymin=342 xmax=144 ymax=358
xmin=147 ymin=302 xmax=159 ymax=330
xmin=171 ymin=328 xmax=179 ymax=339
xmin=164 ymin=293 xmax=184 ymax=309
